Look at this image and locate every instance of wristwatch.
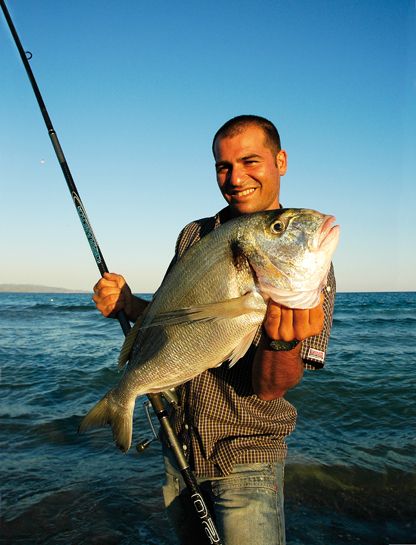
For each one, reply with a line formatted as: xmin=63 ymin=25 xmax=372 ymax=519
xmin=268 ymin=339 xmax=300 ymax=351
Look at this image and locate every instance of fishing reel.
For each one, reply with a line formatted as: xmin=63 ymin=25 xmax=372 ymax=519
xmin=135 ymin=389 xmax=178 ymax=453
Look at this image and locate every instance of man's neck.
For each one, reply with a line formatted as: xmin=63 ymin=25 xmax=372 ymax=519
xmin=219 ymin=203 xmax=283 ymax=223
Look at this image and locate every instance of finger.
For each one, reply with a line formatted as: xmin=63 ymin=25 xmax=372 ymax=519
xmin=97 ymin=286 xmax=125 ymax=299
xmin=93 ymin=273 xmax=124 ymax=293
xmin=100 ymin=304 xmax=118 ymax=318
xmin=278 ymin=307 xmax=294 ymax=342
xmin=92 ymin=292 xmax=121 ymax=314
xmin=292 ymin=309 xmax=310 ymax=341
xmin=93 ymin=280 xmax=100 ymax=294
xmin=95 ymin=278 xmax=122 ymax=292
xmin=93 ymin=279 xmax=111 ymax=294
xmin=92 ymin=292 xmax=119 ymax=304
xmin=98 ymin=300 xmax=122 ymax=318
xmin=266 ymin=300 xmax=282 ymax=320
xmin=103 ymin=272 xmax=126 ymax=288
xmin=308 ymin=301 xmax=325 ymax=336
xmin=263 ymin=301 xmax=282 ymax=339
xmin=309 ymin=292 xmax=324 ymax=318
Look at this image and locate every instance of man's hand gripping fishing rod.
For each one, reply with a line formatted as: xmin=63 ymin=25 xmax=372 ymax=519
xmin=1 ymin=2 xmax=222 ymax=543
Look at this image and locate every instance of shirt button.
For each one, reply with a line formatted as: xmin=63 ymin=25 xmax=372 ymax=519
xmin=184 ymin=424 xmax=189 ymax=430
xmin=182 ymin=444 xmax=188 ymax=451
xmin=326 ymin=285 xmax=331 ymax=292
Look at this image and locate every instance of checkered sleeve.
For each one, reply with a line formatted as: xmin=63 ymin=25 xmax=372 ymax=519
xmin=300 ymin=263 xmax=336 ymax=370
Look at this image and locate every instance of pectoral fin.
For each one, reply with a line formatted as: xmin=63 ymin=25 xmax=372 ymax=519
xmin=142 ymin=291 xmax=266 ymax=328
xmin=226 ymin=327 xmax=260 ymax=367
xmin=118 ymin=317 xmax=143 ymax=369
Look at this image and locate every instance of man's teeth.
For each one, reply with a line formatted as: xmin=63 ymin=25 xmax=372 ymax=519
xmin=235 ymin=188 xmax=256 ymax=197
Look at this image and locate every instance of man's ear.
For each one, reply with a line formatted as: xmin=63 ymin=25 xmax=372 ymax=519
xmin=276 ymin=150 xmax=288 ymax=176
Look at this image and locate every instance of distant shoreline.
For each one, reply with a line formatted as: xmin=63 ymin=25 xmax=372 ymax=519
xmin=0 ymin=284 xmax=89 ymax=293
xmin=0 ymin=284 xmax=414 ymax=294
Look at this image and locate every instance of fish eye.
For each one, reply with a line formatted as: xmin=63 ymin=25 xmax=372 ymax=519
xmin=270 ymin=220 xmax=284 ymax=234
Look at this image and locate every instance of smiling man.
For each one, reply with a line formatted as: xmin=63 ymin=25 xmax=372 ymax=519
xmin=214 ymin=119 xmax=287 ymax=216
xmin=92 ymin=115 xmax=336 ymax=545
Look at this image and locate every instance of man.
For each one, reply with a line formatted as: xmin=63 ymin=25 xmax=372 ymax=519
xmin=93 ymin=115 xmax=336 ymax=545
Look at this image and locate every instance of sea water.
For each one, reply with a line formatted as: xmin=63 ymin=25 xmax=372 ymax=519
xmin=1 ymin=291 xmax=415 ymax=545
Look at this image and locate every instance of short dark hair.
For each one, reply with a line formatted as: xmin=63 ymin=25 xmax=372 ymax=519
xmin=212 ymin=115 xmax=281 ymax=156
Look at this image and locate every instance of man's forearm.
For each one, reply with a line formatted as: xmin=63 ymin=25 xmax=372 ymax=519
xmin=252 ymin=337 xmax=304 ymax=400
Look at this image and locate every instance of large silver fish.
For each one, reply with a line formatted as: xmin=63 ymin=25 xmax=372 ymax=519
xmin=79 ymin=208 xmax=339 ymax=451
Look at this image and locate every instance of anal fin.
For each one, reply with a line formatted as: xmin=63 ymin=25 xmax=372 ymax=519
xmin=226 ymin=327 xmax=260 ymax=367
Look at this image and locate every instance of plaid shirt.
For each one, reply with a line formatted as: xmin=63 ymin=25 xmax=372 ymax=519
xmin=168 ymin=207 xmax=336 ymax=477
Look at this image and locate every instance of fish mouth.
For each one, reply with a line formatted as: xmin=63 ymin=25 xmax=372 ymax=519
xmin=317 ymin=215 xmax=340 ymax=250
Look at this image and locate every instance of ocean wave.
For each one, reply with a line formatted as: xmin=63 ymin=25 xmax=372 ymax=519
xmin=285 ymin=462 xmax=416 ymax=519
xmin=29 ymin=303 xmax=96 ymax=312
xmin=1 ymin=291 xmax=415 ymax=545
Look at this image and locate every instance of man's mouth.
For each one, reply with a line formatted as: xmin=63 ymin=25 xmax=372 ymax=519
xmin=230 ymin=187 xmax=257 ymax=199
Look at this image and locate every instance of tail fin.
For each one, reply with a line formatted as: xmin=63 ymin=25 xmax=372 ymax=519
xmin=78 ymin=390 xmax=134 ymax=452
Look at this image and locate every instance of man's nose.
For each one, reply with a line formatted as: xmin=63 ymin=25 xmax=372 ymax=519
xmin=227 ymin=165 xmax=245 ymax=186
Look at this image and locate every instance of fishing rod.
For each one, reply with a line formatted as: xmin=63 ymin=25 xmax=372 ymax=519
xmin=0 ymin=2 xmax=222 ymax=543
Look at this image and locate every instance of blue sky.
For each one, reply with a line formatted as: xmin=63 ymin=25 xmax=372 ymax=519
xmin=1 ymin=0 xmax=415 ymax=292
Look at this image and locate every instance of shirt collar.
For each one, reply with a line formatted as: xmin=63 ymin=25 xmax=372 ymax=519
xmin=214 ymin=204 xmax=283 ymax=227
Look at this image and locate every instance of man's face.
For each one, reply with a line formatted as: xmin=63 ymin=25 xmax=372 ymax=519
xmin=214 ymin=125 xmax=287 ymax=216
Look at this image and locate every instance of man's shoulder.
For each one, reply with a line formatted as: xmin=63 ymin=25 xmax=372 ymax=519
xmin=177 ymin=207 xmax=230 ymax=244
xmin=179 ymin=215 xmax=217 ymax=237
xmin=175 ymin=215 xmax=218 ymax=259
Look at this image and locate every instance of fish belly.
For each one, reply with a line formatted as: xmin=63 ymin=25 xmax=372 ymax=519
xmin=116 ymin=308 xmax=265 ymax=398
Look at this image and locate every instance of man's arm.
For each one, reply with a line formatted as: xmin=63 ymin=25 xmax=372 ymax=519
xmin=92 ymin=272 xmax=148 ymax=322
xmin=252 ymin=295 xmax=325 ymax=400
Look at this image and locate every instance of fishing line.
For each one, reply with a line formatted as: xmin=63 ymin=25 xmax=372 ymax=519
xmin=1 ymin=2 xmax=223 ymax=543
